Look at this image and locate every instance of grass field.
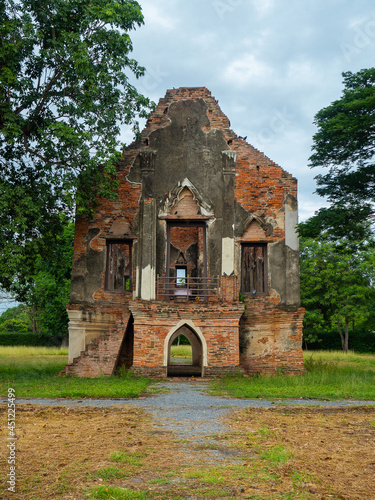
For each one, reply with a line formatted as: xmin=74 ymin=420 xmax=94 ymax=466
xmin=170 ymin=345 xmax=192 ymax=358
xmin=211 ymin=350 xmax=375 ymax=400
xmin=0 ymin=346 xmax=374 ymax=400
xmin=0 ymin=346 xmax=151 ymax=398
xmin=1 ymin=347 xmax=374 ymax=499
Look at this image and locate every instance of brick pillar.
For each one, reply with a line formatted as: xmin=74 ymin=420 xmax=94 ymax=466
xmin=220 ymin=275 xmax=239 ymax=302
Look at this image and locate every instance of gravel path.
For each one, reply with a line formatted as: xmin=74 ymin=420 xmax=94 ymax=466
xmin=13 ymin=381 xmax=375 ymax=441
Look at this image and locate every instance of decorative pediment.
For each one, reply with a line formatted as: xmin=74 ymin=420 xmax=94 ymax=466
xmin=175 ymin=251 xmax=187 ymax=265
xmin=169 ymin=187 xmax=201 ymax=218
xmin=160 ymin=178 xmax=214 ymax=219
xmin=239 ymin=216 xmax=270 ymax=241
xmin=106 ymin=217 xmax=133 ymax=238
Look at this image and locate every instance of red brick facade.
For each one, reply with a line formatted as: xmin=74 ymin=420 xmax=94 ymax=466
xmin=63 ymin=87 xmax=305 ymax=378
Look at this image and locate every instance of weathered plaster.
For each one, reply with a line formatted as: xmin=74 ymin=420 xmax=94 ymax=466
xmin=221 ymin=237 xmax=235 ymax=275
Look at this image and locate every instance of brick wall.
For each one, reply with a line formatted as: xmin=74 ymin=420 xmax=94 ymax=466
xmin=240 ymin=297 xmax=305 ymax=374
xmin=65 ymin=87 xmax=304 ymax=378
xmin=61 ymin=310 xmax=130 ymax=377
xmin=170 ymin=226 xmax=198 ymax=253
xmin=129 ymin=299 xmax=244 ymax=377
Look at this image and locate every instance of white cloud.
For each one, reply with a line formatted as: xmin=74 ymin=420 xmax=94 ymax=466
xmin=140 ymin=1 xmax=180 ymax=32
xmin=252 ymin=0 xmax=275 ymax=17
xmin=123 ymin=0 xmax=375 ymax=221
xmin=286 ymin=61 xmax=318 ymax=87
xmin=222 ymin=54 xmax=274 ymax=87
xmin=298 ymin=198 xmax=329 ymax=223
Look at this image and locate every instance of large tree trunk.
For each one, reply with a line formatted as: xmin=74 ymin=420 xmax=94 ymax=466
xmin=28 ymin=307 xmax=40 ymax=334
xmin=344 ymin=315 xmax=349 ymax=353
xmin=337 ymin=317 xmax=349 ymax=353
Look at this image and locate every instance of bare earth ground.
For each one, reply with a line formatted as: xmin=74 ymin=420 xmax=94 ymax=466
xmin=1 ymin=398 xmax=375 ymax=499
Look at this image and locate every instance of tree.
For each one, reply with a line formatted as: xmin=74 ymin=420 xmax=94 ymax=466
xmin=299 ymin=69 xmax=375 ymax=239
xmin=300 ymin=236 xmax=375 ymax=352
xmin=25 ymin=218 xmax=74 ymax=343
xmin=0 ymin=304 xmax=32 ymax=333
xmin=0 ymin=219 xmax=73 ymax=344
xmin=0 ymin=0 xmax=153 ymax=300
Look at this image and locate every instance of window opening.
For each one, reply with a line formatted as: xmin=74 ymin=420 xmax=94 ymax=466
xmin=241 ymin=244 xmax=267 ymax=295
xmin=176 ymin=266 xmax=187 ymax=287
xmin=105 ymin=240 xmax=132 ymax=292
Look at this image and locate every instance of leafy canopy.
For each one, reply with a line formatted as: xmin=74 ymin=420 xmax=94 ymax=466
xmin=0 ymin=0 xmax=153 ymax=299
xmin=25 ymin=218 xmax=74 ymax=342
xmin=300 ymin=235 xmax=375 ymax=351
xmin=299 ymin=68 xmax=375 ymax=239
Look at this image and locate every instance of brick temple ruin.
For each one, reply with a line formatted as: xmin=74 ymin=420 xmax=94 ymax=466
xmin=62 ymin=87 xmax=305 ymax=378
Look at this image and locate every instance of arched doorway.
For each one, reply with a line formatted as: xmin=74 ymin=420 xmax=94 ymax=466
xmin=165 ymin=323 xmax=205 ymax=377
xmin=114 ymin=314 xmax=134 ymax=373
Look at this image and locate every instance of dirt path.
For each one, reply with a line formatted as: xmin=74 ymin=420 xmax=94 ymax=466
xmin=2 ymin=381 xmax=375 ymax=499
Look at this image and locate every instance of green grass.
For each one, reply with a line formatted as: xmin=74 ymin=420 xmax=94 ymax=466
xmin=0 ymin=346 xmax=152 ymax=398
xmin=109 ymin=450 xmax=144 ymax=466
xmin=306 ymin=350 xmax=375 ymax=369
xmin=170 ymin=344 xmax=192 ymax=358
xmin=93 ymin=466 xmax=127 ymax=480
xmin=2 ymin=347 xmax=375 ymax=401
xmin=147 ymin=478 xmax=171 ymax=485
xmin=259 ymin=445 xmax=292 ymax=465
xmin=210 ymin=350 xmax=375 ymax=400
xmin=0 ymin=346 xmax=69 ymax=356
xmin=87 ymin=486 xmax=148 ymax=499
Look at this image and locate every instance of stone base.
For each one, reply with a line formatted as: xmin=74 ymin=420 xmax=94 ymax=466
xmin=130 ymin=366 xmax=167 ymax=377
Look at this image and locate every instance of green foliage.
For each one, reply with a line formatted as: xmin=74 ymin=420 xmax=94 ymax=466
xmin=26 ymin=218 xmax=74 ymax=342
xmin=0 ymin=0 xmax=153 ymax=301
xmin=300 ymin=68 xmax=375 ymax=238
xmin=172 ymin=334 xmax=190 ymax=345
xmin=0 ymin=332 xmax=54 ymax=346
xmin=0 ymin=218 xmax=74 ymax=344
xmin=305 ymin=328 xmax=375 ymax=353
xmin=0 ymin=304 xmax=48 ymax=344
xmin=310 ymin=69 xmax=375 ymax=168
xmin=0 ymin=304 xmax=31 ymax=333
xmin=299 ymin=236 xmax=375 ymax=351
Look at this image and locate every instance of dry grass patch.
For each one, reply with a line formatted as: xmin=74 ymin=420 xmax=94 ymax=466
xmin=227 ymin=405 xmax=375 ymax=499
xmin=1 ymin=404 xmax=374 ymax=499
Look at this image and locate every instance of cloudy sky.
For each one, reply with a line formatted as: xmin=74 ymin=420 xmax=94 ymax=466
xmin=123 ymin=0 xmax=375 ymax=222
xmin=1 ymin=0 xmax=374 ymax=313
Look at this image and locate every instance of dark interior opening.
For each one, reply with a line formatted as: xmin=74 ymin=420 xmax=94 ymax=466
xmin=114 ymin=314 xmax=134 ymax=373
